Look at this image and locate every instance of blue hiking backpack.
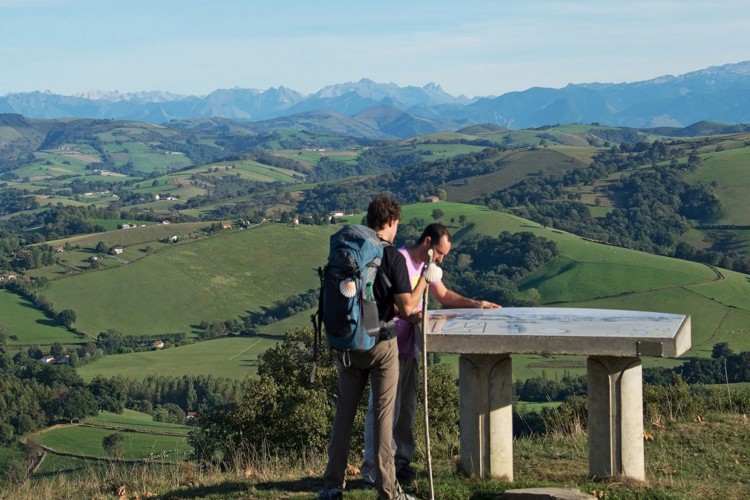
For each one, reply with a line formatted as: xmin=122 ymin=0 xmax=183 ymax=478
xmin=310 ymin=224 xmax=391 ymax=380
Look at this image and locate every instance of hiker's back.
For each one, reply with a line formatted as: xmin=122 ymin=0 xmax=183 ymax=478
xmin=318 ymin=224 xmax=387 ymax=352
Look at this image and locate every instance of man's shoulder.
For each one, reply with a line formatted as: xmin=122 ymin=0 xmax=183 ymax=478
xmin=383 ymin=245 xmax=406 ymax=268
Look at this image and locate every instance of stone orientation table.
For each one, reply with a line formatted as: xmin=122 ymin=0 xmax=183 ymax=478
xmin=422 ymin=307 xmax=692 ymax=481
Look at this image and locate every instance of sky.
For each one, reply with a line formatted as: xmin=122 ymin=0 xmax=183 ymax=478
xmin=1 ymin=0 xmax=749 ymax=99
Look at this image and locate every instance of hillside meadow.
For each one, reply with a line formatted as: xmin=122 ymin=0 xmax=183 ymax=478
xmin=0 ymin=289 xmax=86 ymax=346
xmin=77 ymin=335 xmax=274 ymax=381
xmin=30 ymin=409 xmax=192 ymax=464
xmin=32 ymin=202 xmax=749 ymax=382
xmin=40 ymin=222 xmax=334 ymax=336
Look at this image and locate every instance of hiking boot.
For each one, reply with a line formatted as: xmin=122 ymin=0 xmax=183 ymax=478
xmin=396 ymin=463 xmax=416 ymax=483
xmin=394 ymin=487 xmax=418 ymax=500
xmin=317 ymin=487 xmax=343 ymax=500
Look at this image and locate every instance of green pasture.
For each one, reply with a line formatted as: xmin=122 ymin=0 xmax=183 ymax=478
xmin=25 ymin=222 xmax=215 ymax=280
xmin=77 ymin=335 xmax=276 ymax=381
xmin=34 ymin=425 xmax=191 ymax=462
xmin=687 ymin=146 xmax=750 ymax=225
xmin=399 ymin=200 xmax=490 ymax=224
xmin=0 ymin=289 xmax=88 ymax=346
xmin=445 ymin=148 xmax=589 ymax=202
xmin=84 ymin=410 xmax=191 ymax=435
xmin=514 ymin=401 xmax=561 ymax=415
xmin=12 ymin=152 xmax=91 ymax=179
xmin=519 ymin=250 xmax=717 ymax=304
xmin=12 ymin=163 xmax=73 ymax=182
xmin=158 ymin=159 xmax=301 ymax=185
xmin=407 ymin=131 xmax=478 ymax=142
xmin=384 ymin=142 xmax=488 ymax=159
xmin=45 ymin=221 xmax=213 ymax=250
xmin=273 ymin=148 xmax=359 ymax=169
xmin=567 ymin=283 xmax=750 ymax=357
xmin=33 ymin=453 xmax=99 ymax=478
xmin=212 ymin=161 xmax=300 ymax=183
xmin=43 ymin=223 xmax=335 ymax=336
xmin=107 ymin=142 xmax=191 ymax=173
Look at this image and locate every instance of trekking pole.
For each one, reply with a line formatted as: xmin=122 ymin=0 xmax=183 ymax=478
xmin=421 ymin=249 xmax=437 ymax=500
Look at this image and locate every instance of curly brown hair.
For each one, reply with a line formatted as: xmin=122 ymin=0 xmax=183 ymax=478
xmin=366 ymin=194 xmax=402 ymax=230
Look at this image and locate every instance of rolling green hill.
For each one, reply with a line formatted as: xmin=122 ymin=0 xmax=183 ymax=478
xmin=12 ymin=202 xmax=743 ymax=381
xmin=77 ymin=335 xmax=273 ymax=381
xmin=445 ymin=148 xmax=591 ymax=202
xmin=41 ymin=222 xmax=333 ymax=337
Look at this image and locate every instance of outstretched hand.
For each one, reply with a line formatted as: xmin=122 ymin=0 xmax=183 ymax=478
xmin=478 ymin=300 xmax=501 ymax=309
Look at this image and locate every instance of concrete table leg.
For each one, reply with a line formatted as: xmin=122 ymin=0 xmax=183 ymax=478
xmin=587 ymin=356 xmax=644 ymax=480
xmin=458 ymin=353 xmax=513 ymax=480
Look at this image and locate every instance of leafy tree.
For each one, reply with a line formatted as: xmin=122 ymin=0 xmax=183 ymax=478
xmin=48 ymin=386 xmax=98 ymax=422
xmin=153 ymin=403 xmax=186 ymax=424
xmin=56 ymin=309 xmax=77 ymax=328
xmin=102 ymin=432 xmax=125 ymax=459
xmin=95 ymin=241 xmax=109 ymax=254
xmin=712 ymin=342 xmax=733 ymax=359
xmin=97 ymin=329 xmax=125 ymax=354
xmin=431 ymin=208 xmax=444 ymax=221
xmin=89 ymin=375 xmax=126 ymax=413
xmin=50 ymin=342 xmax=65 ymax=358
xmin=189 ymin=327 xmax=339 ymax=466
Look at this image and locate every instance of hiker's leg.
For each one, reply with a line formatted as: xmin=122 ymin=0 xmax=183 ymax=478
xmin=360 ymin=386 xmax=376 ymax=484
xmin=394 ymin=356 xmax=419 ymax=469
xmin=370 ymin=338 xmax=400 ymax=499
xmin=323 ymin=355 xmax=368 ymax=489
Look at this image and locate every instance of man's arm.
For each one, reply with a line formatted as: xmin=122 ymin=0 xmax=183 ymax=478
xmin=430 ymin=281 xmax=501 ymax=309
xmin=393 ymin=276 xmax=429 ymax=319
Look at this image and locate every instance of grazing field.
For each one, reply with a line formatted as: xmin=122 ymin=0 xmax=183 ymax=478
xmin=43 ymin=223 xmax=334 ymax=336
xmin=272 ymin=148 xmax=360 ymax=169
xmin=686 ymin=146 xmax=750 ymax=225
xmin=445 ymin=148 xmax=589 ymax=202
xmin=77 ymin=335 xmax=276 ymax=381
xmin=0 ymin=289 xmax=88 ymax=346
xmin=83 ymin=410 xmax=192 ymax=435
xmin=384 ymin=141 xmax=489 ymax=159
xmin=34 ymin=425 xmax=191 ymax=462
xmin=44 ymin=222 xmax=214 ymax=250
xmin=29 ymin=410 xmax=193 ymax=477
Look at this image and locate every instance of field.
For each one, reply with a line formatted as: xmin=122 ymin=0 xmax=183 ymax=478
xmin=32 ymin=419 xmax=191 ymax=463
xmin=445 ymin=148 xmax=589 ymax=202
xmin=0 ymin=289 xmax=88 ymax=346
xmin=83 ymin=409 xmax=192 ymax=435
xmin=41 ymin=222 xmax=334 ymax=336
xmin=4 ymin=197 xmax=750 ymax=380
xmin=19 ymin=410 xmax=193 ymax=479
xmin=686 ymin=146 xmax=750 ymax=225
xmin=77 ymin=335 xmax=276 ymax=381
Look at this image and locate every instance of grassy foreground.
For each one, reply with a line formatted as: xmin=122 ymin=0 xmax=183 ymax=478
xmin=5 ymin=411 xmax=749 ymax=499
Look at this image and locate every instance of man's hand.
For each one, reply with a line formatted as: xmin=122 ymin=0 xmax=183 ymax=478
xmin=407 ymin=310 xmax=426 ymax=324
xmin=477 ymin=300 xmax=501 ymax=309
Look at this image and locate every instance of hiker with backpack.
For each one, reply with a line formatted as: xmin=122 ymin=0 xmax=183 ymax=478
xmin=316 ymin=194 xmax=428 ymax=500
xmin=360 ymin=223 xmax=501 ymax=487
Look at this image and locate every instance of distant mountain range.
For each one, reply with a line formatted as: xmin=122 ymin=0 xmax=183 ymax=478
xmin=1 ymin=61 xmax=749 ymax=138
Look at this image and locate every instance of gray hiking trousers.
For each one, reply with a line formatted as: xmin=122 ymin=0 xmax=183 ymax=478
xmin=322 ymin=337 xmax=400 ymax=499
